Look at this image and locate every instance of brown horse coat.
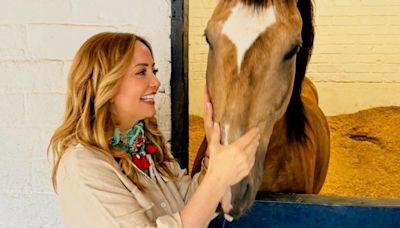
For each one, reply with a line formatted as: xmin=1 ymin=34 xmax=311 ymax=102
xmin=192 ymin=77 xmax=330 ymax=194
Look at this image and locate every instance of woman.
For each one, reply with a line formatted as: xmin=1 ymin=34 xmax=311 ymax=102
xmin=48 ymin=32 xmax=260 ymax=228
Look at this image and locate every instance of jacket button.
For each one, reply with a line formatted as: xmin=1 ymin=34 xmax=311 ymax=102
xmin=160 ymin=202 xmax=167 ymax=208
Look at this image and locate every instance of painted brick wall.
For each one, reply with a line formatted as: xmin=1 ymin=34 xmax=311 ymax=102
xmin=189 ymin=0 xmax=217 ymax=116
xmin=0 ymin=0 xmax=171 ymax=227
xmin=189 ymin=0 xmax=400 ymax=116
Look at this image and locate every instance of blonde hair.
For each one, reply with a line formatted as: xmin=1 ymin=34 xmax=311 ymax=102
xmin=48 ymin=32 xmax=176 ymax=192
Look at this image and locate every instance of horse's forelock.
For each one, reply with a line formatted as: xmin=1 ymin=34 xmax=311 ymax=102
xmin=237 ymin=0 xmax=299 ymax=7
xmin=237 ymin=0 xmax=271 ymax=7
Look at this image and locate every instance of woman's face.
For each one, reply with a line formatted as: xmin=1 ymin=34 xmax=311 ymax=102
xmin=112 ymin=41 xmax=160 ymax=130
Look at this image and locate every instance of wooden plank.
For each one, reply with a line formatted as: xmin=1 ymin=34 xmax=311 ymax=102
xmin=171 ymin=0 xmax=188 ymax=169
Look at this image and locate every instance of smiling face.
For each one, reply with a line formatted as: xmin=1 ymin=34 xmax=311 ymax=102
xmin=111 ymin=41 xmax=160 ymax=131
xmin=205 ymin=0 xmax=303 ymax=218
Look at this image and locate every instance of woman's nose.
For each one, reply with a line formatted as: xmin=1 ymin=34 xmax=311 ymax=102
xmin=150 ymin=73 xmax=160 ymax=88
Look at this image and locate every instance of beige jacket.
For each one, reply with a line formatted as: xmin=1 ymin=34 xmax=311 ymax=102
xmin=56 ymin=143 xmax=201 ymax=227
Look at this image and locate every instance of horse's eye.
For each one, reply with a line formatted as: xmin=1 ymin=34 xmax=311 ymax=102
xmin=283 ymin=44 xmax=302 ymax=61
xmin=205 ymin=35 xmax=210 ymax=45
xmin=205 ymin=35 xmax=213 ymax=49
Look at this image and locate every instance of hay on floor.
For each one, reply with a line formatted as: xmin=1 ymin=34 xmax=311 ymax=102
xmin=189 ymin=106 xmax=400 ymax=198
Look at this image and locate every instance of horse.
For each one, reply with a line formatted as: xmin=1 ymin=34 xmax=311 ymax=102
xmin=191 ymin=0 xmax=330 ymax=219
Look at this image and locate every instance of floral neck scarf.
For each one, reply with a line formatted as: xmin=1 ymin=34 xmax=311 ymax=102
xmin=109 ymin=122 xmax=158 ymax=170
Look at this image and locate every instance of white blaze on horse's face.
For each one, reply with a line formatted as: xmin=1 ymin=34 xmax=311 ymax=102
xmin=222 ymin=123 xmax=230 ymax=145
xmin=222 ymin=3 xmax=276 ymax=73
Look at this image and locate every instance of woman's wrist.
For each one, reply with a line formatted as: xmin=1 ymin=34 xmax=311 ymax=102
xmin=201 ymin=171 xmax=228 ymax=200
xmin=202 ymin=164 xmax=230 ymax=194
xmin=180 ymin=160 xmax=229 ymax=228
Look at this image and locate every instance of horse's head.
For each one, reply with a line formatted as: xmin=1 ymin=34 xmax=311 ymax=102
xmin=205 ymin=0 xmax=314 ymax=218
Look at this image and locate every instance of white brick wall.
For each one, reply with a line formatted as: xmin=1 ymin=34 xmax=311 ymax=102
xmin=0 ymin=0 xmax=171 ymax=227
xmin=308 ymin=0 xmax=400 ymax=115
xmin=189 ymin=0 xmax=400 ymax=116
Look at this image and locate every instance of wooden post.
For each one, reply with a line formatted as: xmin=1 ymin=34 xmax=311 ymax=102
xmin=171 ymin=0 xmax=188 ymax=169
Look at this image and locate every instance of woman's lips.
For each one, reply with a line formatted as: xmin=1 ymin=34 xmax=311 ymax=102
xmin=141 ymin=99 xmax=154 ymax=105
xmin=140 ymin=94 xmax=155 ymax=105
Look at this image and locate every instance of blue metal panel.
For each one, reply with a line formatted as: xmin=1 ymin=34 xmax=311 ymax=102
xmin=209 ymin=195 xmax=400 ymax=228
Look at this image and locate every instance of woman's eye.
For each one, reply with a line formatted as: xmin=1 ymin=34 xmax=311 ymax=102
xmin=137 ymin=70 xmax=146 ymax=76
xmin=153 ymin=68 xmax=159 ymax=75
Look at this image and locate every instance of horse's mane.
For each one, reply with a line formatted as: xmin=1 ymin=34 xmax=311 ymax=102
xmin=238 ymin=0 xmax=314 ymax=142
xmin=286 ymin=0 xmax=314 ymax=142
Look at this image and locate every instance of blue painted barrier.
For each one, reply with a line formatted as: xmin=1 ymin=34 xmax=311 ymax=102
xmin=209 ymin=194 xmax=400 ymax=228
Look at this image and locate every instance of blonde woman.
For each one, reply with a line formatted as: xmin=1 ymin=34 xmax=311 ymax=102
xmin=48 ymin=32 xmax=260 ymax=228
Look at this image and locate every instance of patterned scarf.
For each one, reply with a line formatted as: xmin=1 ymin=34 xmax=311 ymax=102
xmin=109 ymin=122 xmax=158 ymax=170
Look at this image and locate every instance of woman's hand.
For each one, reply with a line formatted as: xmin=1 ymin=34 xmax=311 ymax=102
xmin=202 ymin=85 xmax=260 ymax=187
xmin=207 ymin=122 xmax=259 ymax=187
xmin=203 ymin=85 xmax=214 ymax=144
xmin=198 ymin=86 xmax=212 ymax=183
